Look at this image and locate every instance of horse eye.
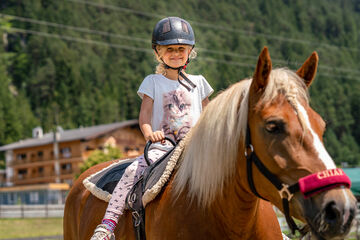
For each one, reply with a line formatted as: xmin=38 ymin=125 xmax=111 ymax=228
xmin=265 ymin=121 xmax=284 ymax=134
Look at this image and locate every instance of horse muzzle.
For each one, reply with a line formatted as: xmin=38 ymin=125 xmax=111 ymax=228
xmin=304 ymin=188 xmax=357 ymax=240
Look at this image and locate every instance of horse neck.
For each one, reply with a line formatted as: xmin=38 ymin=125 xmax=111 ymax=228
xmin=210 ymin=166 xmax=263 ymax=238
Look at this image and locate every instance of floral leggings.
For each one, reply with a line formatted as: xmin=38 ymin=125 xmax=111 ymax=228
xmin=103 ymin=147 xmax=168 ymax=223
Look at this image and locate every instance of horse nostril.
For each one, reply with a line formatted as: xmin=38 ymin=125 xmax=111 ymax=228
xmin=324 ymin=201 xmax=340 ymax=224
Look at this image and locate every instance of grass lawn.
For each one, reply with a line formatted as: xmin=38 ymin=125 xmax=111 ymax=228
xmin=0 ymin=218 xmax=63 ymax=239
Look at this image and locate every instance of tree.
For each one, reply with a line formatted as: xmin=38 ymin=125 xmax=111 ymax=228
xmin=78 ymin=146 xmax=123 ymax=177
xmin=1 ymin=0 xmax=359 ymax=167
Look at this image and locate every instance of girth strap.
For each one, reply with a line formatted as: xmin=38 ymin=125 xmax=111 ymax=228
xmin=126 ymin=176 xmax=146 ymax=240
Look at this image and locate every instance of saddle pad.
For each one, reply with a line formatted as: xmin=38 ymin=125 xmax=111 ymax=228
xmin=142 ymin=139 xmax=186 ymax=206
xmin=83 ymin=158 xmax=135 ymax=202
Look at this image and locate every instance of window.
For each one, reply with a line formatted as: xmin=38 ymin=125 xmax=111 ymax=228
xmin=86 ymin=146 xmax=95 ymax=151
xmin=48 ymin=191 xmax=61 ymax=204
xmin=60 ymin=147 xmax=72 ymax=158
xmin=38 ymin=167 xmax=44 ymax=176
xmin=61 ymin=163 xmax=72 ymax=171
xmin=18 ymin=169 xmax=28 ymax=179
xmin=7 ymin=192 xmax=16 ymax=204
xmin=37 ymin=151 xmax=44 ymax=160
xmin=16 ymin=153 xmax=27 ymax=161
xmin=29 ymin=192 xmax=39 ymax=203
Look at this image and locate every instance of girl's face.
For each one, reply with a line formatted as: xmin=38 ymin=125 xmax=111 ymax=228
xmin=158 ymin=45 xmax=192 ymax=68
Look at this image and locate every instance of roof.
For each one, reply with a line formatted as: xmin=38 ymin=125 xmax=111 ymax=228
xmin=0 ymin=119 xmax=139 ymax=151
xmin=343 ymin=168 xmax=360 ymax=196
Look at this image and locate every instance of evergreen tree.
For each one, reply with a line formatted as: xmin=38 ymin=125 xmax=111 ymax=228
xmin=0 ymin=0 xmax=359 ymax=166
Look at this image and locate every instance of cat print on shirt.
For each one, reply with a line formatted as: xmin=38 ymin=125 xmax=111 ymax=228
xmin=161 ymin=89 xmax=192 ymax=142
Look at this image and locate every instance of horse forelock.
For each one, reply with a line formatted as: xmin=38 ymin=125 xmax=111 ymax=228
xmin=173 ymin=68 xmax=310 ymax=207
xmin=262 ymin=68 xmax=309 ymax=106
xmin=262 ymin=68 xmax=310 ymax=130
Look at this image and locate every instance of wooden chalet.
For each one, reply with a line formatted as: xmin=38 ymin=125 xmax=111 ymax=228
xmin=0 ymin=120 xmax=145 ymax=205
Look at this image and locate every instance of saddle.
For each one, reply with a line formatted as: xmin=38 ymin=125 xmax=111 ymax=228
xmin=125 ymin=146 xmax=176 ymax=240
xmin=83 ymin=138 xmax=186 ymax=240
xmin=125 ymin=138 xmax=187 ymax=240
xmin=83 ymin=158 xmax=135 ymax=202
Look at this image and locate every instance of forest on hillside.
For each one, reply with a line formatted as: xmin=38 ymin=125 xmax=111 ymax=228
xmin=0 ymin=0 xmax=359 ymax=166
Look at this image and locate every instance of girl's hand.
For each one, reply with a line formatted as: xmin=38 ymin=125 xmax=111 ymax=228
xmin=146 ymin=131 xmax=165 ymax=143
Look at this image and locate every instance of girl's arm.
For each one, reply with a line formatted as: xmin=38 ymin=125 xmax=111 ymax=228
xmin=202 ymin=97 xmax=210 ymax=109
xmin=139 ymin=94 xmax=165 ymax=142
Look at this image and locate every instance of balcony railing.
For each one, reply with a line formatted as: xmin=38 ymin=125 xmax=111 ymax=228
xmin=11 ymin=175 xmax=57 ymax=185
xmin=9 ymin=157 xmax=83 ymax=167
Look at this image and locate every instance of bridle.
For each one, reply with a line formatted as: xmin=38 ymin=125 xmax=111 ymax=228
xmin=245 ymin=125 xmax=351 ymax=236
xmin=245 ymin=126 xmax=305 ymax=235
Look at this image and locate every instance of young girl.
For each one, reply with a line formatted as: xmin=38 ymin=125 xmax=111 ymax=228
xmin=91 ymin=16 xmax=213 ymax=240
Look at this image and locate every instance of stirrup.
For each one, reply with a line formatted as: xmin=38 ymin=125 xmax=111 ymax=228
xmin=90 ymin=224 xmax=115 ymax=240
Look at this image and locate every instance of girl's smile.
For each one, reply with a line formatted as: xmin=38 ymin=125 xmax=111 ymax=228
xmin=161 ymin=45 xmax=192 ymax=68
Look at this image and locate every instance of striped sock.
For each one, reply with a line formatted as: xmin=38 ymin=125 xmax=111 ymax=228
xmin=102 ymin=219 xmax=117 ymax=232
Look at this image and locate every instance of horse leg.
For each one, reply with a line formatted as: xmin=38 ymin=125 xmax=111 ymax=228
xmin=115 ymin=211 xmax=136 ymax=239
xmin=78 ymin=195 xmax=108 ymax=240
xmin=63 ymin=182 xmax=90 ymax=239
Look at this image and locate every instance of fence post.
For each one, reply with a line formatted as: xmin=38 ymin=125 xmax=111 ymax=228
xmin=46 ymin=189 xmax=49 ymax=218
xmin=21 ymin=203 xmax=24 ymax=218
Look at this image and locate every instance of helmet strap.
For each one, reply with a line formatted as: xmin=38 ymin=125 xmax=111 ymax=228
xmin=178 ymin=69 xmax=196 ymax=91
xmin=156 ymin=48 xmax=196 ymax=92
xmin=160 ymin=60 xmax=196 ymax=92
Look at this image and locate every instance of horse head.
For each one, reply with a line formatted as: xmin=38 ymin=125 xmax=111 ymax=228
xmin=246 ymin=47 xmax=357 ymax=239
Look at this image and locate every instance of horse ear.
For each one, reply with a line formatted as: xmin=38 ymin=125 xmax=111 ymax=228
xmin=253 ymin=47 xmax=272 ymax=91
xmin=296 ymin=52 xmax=319 ymax=87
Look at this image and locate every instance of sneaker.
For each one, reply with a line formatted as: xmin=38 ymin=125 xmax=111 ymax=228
xmin=90 ymin=224 xmax=115 ymax=240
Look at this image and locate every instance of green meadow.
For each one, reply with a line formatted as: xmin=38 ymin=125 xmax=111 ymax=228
xmin=0 ymin=218 xmax=63 ymax=239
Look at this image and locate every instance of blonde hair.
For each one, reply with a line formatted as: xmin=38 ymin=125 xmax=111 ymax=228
xmin=154 ymin=45 xmax=197 ymax=75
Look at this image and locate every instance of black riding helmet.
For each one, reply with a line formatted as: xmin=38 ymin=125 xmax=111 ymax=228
xmin=152 ymin=17 xmax=195 ymax=49
xmin=152 ymin=17 xmax=197 ymax=92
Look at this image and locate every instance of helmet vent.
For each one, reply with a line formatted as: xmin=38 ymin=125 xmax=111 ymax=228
xmin=181 ymin=21 xmax=189 ymax=34
xmin=162 ymin=20 xmax=171 ymax=33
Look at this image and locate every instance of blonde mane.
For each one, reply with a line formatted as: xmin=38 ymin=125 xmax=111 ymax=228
xmin=174 ymin=68 xmax=309 ymax=207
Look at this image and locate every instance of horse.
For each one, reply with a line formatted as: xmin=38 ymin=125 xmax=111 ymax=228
xmin=64 ymin=47 xmax=357 ymax=240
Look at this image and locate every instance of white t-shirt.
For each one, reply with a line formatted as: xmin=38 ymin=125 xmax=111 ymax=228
xmin=137 ymin=73 xmax=213 ymax=142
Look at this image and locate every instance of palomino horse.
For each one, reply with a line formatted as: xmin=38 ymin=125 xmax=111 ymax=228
xmin=64 ymin=47 xmax=357 ymax=240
